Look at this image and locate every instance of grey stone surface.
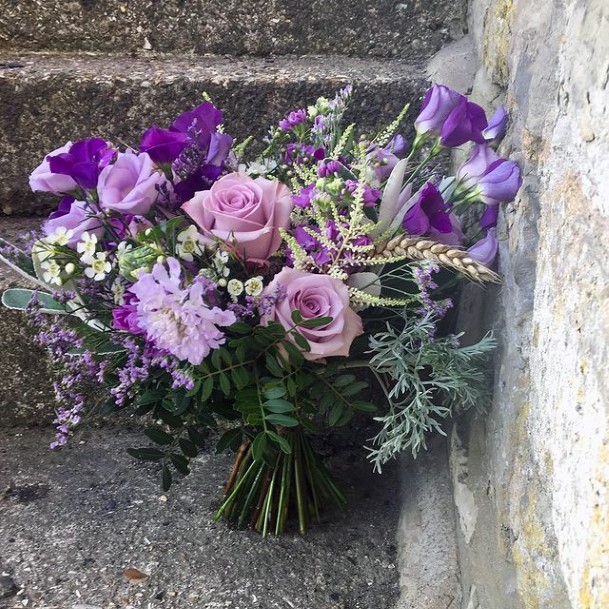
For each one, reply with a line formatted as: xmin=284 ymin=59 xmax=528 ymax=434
xmin=0 ymin=217 xmax=55 ymax=428
xmin=0 ymin=53 xmax=428 ymax=215
xmin=0 ymin=0 xmax=467 ymax=60
xmin=0 ymin=426 xmax=402 ymax=609
xmin=447 ymin=0 xmax=609 ymax=608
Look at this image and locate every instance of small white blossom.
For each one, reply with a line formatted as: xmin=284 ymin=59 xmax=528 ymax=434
xmin=77 ymin=232 xmax=98 ymax=262
xmin=84 ymin=252 xmax=112 ymax=281
xmin=64 ymin=262 xmax=76 ymax=276
xmin=41 ymin=260 xmax=63 ymax=286
xmin=244 ymin=276 xmax=264 ymax=297
xmin=46 ymin=226 xmax=74 ymax=247
xmin=176 ymin=225 xmax=204 ymax=262
xmin=217 ymin=278 xmax=228 ymax=288
xmin=117 ymin=241 xmax=132 ymax=257
xmin=213 ymin=249 xmax=231 ymax=277
xmin=227 ymin=279 xmax=244 ymax=299
xmin=111 ymin=279 xmax=126 ymax=305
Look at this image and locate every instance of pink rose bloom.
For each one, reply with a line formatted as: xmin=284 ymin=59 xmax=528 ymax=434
xmin=98 ymin=151 xmax=167 ymax=215
xmin=29 ymin=142 xmax=78 ymax=194
xmin=181 ymin=173 xmax=293 ymax=261
xmin=261 ymin=268 xmax=363 ymax=362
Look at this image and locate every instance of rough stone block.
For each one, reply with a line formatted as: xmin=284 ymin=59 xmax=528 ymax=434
xmin=0 ymin=53 xmax=428 ymax=215
xmin=0 ymin=0 xmax=466 ymax=59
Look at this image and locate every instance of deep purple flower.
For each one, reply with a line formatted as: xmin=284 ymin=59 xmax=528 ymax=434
xmin=279 ymin=109 xmax=307 ymax=131
xmin=483 ymin=106 xmax=508 ymax=144
xmin=112 ymin=300 xmax=143 ymax=334
xmin=440 ymin=96 xmax=488 ymax=147
xmin=457 ymin=144 xmax=522 ymax=205
xmin=415 ymin=84 xmax=488 ymax=148
xmin=403 ymin=182 xmax=452 ymax=235
xmin=171 ymin=102 xmax=224 ymax=147
xmin=48 ymin=138 xmax=116 ymax=190
xmin=173 ymin=164 xmax=224 ymax=202
xmin=317 ymin=159 xmax=342 ymax=177
xmin=140 ymin=127 xmax=189 ymax=164
xmin=345 ymin=180 xmax=381 ymax=207
xmin=30 ymin=142 xmax=79 ymax=194
xmin=293 ymin=184 xmax=316 ymax=208
xmin=467 ymin=228 xmax=498 ymax=266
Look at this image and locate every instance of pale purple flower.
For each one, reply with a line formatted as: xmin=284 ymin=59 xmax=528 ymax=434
xmin=467 ymin=228 xmax=498 ymax=266
xmin=30 ymin=142 xmax=78 ymax=194
xmin=43 ymin=198 xmax=105 ymax=248
xmin=130 ymin=258 xmax=236 ymax=365
xmin=98 ymin=151 xmax=167 ymax=215
xmin=279 ymin=109 xmax=307 ymax=131
xmin=483 ymin=106 xmax=508 ymax=144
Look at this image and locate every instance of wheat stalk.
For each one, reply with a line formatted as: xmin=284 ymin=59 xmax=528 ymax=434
xmin=375 ymin=235 xmax=500 ymax=283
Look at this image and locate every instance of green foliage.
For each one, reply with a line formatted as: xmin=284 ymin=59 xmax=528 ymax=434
xmin=366 ymin=311 xmax=496 ymax=472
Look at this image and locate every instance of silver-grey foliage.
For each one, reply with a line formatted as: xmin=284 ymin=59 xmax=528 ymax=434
xmin=366 ymin=311 xmax=496 ymax=472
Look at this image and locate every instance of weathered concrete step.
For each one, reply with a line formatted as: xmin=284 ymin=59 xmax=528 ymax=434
xmin=0 ymin=53 xmax=429 ymax=215
xmin=0 ymin=0 xmax=466 ymax=60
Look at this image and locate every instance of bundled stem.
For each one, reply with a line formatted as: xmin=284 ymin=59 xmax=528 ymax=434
xmin=214 ymin=428 xmax=345 ymax=536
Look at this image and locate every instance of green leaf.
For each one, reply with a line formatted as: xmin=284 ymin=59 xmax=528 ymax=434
xmin=263 ymin=386 xmax=286 ymax=400
xmin=252 ymin=433 xmax=268 ymax=462
xmin=282 ymin=340 xmax=305 ymax=365
xmin=186 ymin=379 xmax=202 ymax=397
xmin=154 ymin=408 xmax=183 ymax=428
xmin=341 ymin=381 xmax=369 ymax=397
xmin=292 ymin=332 xmax=310 ymax=352
xmin=218 ymin=373 xmax=231 ymax=396
xmin=229 ymin=321 xmax=252 ymax=335
xmin=144 ymin=428 xmax=174 ymax=445
xmin=266 ymin=413 xmax=299 ymax=427
xmin=127 ymin=447 xmax=165 ymax=462
xmin=352 ymin=400 xmax=377 ymax=413
xmin=334 ymin=374 xmax=356 ymax=388
xmin=187 ymin=427 xmax=208 ymax=448
xmin=265 ymin=353 xmax=283 ymax=377
xmin=161 ymin=465 xmax=173 ymax=492
xmin=264 ymin=399 xmax=294 ymax=414
xmin=179 ymin=437 xmax=198 ymax=458
xmin=291 ymin=309 xmax=303 ymax=324
xmin=170 ymin=453 xmax=190 ymax=475
xmin=328 ymin=403 xmax=345 ymax=427
xmin=201 ymin=377 xmax=214 ymax=402
xmin=298 ymin=315 xmax=332 ymax=328
xmin=267 ymin=430 xmax=292 ymax=454
xmin=215 ymin=428 xmax=243 ymax=454
xmin=2 ymin=288 xmax=68 ymax=314
xmin=211 ymin=348 xmax=222 ymax=370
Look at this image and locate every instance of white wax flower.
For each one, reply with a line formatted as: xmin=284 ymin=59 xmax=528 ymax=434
xmin=176 ymin=225 xmax=204 ymax=262
xmin=41 ymin=260 xmax=63 ymax=286
xmin=47 ymin=226 xmax=74 ymax=247
xmin=244 ymin=276 xmax=264 ymax=297
xmin=85 ymin=252 xmax=112 ymax=281
xmin=77 ymin=232 xmax=98 ymax=263
xmin=227 ymin=279 xmax=244 ymax=299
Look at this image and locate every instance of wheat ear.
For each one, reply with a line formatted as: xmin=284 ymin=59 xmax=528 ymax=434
xmin=375 ymin=236 xmax=500 ymax=283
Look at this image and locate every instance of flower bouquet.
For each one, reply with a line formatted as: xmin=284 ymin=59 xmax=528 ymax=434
xmin=0 ymin=85 xmax=521 ymax=535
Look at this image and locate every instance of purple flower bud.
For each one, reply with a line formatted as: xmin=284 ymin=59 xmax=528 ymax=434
xmin=140 ymin=126 xmax=189 ymax=164
xmin=483 ymin=106 xmax=508 ymax=144
xmin=467 ymin=228 xmax=498 ymax=266
xmin=440 ymin=97 xmax=488 ymax=147
xmin=317 ymin=160 xmax=342 ymax=177
xmin=292 ymin=184 xmax=316 ymax=208
xmin=48 ymin=138 xmax=116 ymax=190
xmin=456 ymin=144 xmax=522 ymax=205
xmin=479 ymin=203 xmax=499 ymax=229
xmin=206 ymin=132 xmax=233 ymax=166
xmin=403 ymin=182 xmax=452 ymax=235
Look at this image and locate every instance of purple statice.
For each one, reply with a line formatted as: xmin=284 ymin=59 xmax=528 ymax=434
xmin=317 ymin=159 xmax=342 ymax=177
xmin=292 ymin=184 xmax=316 ymax=209
xmin=413 ymin=263 xmax=453 ymax=324
xmin=130 ymin=257 xmax=236 ymax=365
xmin=285 ymin=143 xmax=325 ymax=166
xmin=278 ymin=109 xmax=307 ymax=131
xmin=171 ymin=368 xmax=195 ymax=391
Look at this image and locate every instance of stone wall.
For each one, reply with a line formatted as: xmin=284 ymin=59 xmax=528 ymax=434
xmin=445 ymin=1 xmax=609 ymax=607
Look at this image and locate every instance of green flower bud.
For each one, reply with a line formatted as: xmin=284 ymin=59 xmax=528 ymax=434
xmin=118 ymin=245 xmax=159 ymax=281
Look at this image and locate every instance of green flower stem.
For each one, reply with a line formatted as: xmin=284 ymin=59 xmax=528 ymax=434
xmin=294 ymin=433 xmax=307 ymax=535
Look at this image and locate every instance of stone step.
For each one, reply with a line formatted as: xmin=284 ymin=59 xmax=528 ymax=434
xmin=0 ymin=52 xmax=429 ymax=215
xmin=0 ymin=0 xmax=466 ymax=60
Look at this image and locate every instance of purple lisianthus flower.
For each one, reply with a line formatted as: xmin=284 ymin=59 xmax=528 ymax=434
xmin=456 ymin=144 xmax=522 ymax=205
xmin=129 ymin=257 xmax=236 ymax=365
xmin=479 ymin=203 xmax=499 ymax=229
xmin=173 ymin=164 xmax=224 ymax=202
xmin=440 ymin=96 xmax=488 ymax=147
xmin=415 ymin=84 xmax=488 ymax=148
xmin=140 ymin=127 xmax=189 ymax=164
xmin=112 ymin=299 xmax=143 ymax=334
xmin=97 ymin=151 xmax=167 ymax=215
xmin=30 ymin=142 xmax=79 ymax=194
xmin=48 ymin=138 xmax=116 ymax=190
xmin=467 ymin=228 xmax=498 ymax=266
xmin=429 ymin=213 xmax=464 ymax=246
xmin=367 ymin=135 xmax=408 ymax=181
xmin=403 ymin=182 xmax=452 ymax=235
xmin=279 ymin=109 xmax=307 ymax=131
xmin=43 ymin=198 xmax=104 ymax=247
xmin=206 ymin=131 xmax=233 ymax=166
xmin=171 ymin=102 xmax=224 ymax=143
xmin=483 ymin=106 xmax=508 ymax=144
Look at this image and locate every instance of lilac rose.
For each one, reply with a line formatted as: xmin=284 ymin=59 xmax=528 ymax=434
xmin=29 ymin=142 xmax=78 ymax=194
xmin=43 ymin=198 xmax=105 ymax=247
xmin=97 ymin=151 xmax=167 ymax=215
xmin=182 ymin=173 xmax=293 ymax=261
xmin=261 ymin=267 xmax=364 ymax=362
